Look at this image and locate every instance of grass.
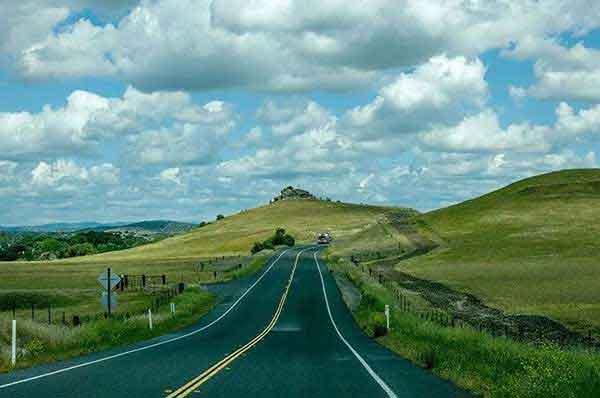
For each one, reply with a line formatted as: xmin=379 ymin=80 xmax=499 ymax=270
xmin=0 ymin=254 xmax=271 ymax=372
xmin=399 ymin=169 xmax=600 ymax=333
xmin=0 ymin=287 xmax=215 ymax=372
xmin=329 ymin=256 xmax=600 ymax=398
xmin=0 ymin=200 xmax=397 ymax=291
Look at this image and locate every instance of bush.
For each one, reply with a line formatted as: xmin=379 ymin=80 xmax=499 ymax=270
xmin=270 ymin=228 xmax=295 ymax=246
xmin=24 ymin=338 xmax=45 ymax=358
xmin=66 ymin=243 xmax=97 ymax=257
xmin=216 ymin=214 xmax=225 ymax=221
xmin=251 ymin=242 xmax=265 ymax=254
xmin=250 ymin=228 xmax=295 ymax=254
xmin=421 ymin=349 xmax=436 ymax=370
xmin=373 ymin=324 xmax=388 ymax=338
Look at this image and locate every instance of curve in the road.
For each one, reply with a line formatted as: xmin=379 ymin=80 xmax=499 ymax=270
xmin=0 ymin=249 xmax=291 ymax=391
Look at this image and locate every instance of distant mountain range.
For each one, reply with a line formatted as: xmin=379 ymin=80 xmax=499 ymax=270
xmin=0 ymin=220 xmax=197 ymax=235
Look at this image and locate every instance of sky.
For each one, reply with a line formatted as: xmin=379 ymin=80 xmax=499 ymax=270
xmin=1 ymin=0 xmax=600 ymax=225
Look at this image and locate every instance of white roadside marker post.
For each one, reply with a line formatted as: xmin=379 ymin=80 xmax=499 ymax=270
xmin=385 ymin=305 xmax=390 ymax=332
xmin=11 ymin=319 xmax=16 ymax=366
xmin=148 ymin=309 xmax=153 ymax=330
xmin=170 ymin=302 xmax=175 ymax=315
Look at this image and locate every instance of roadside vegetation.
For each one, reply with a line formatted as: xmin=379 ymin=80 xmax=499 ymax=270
xmin=322 ymin=170 xmax=600 ymax=396
xmin=0 ymin=288 xmax=215 ymax=372
xmin=0 ymin=254 xmax=270 ymax=372
xmin=328 ymin=256 xmax=600 ymax=398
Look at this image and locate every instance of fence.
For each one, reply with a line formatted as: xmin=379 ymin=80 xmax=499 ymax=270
xmin=349 ymin=257 xmax=599 ymax=349
xmin=194 ymin=256 xmax=244 ymax=272
xmin=5 ymin=282 xmax=186 ymax=328
xmin=119 ymin=274 xmax=168 ymax=291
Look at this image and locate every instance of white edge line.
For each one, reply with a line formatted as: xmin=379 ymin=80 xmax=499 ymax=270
xmin=0 ymin=249 xmax=291 ymax=390
xmin=313 ymin=252 xmax=398 ymax=398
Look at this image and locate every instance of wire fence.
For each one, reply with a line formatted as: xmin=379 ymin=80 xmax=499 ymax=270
xmin=349 ymin=257 xmax=599 ymax=350
xmin=2 ymin=255 xmax=249 ymax=330
xmin=4 ymin=281 xmax=186 ymax=328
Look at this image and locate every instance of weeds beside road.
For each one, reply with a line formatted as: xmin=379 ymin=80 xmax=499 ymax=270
xmin=328 ymin=255 xmax=600 ymax=398
xmin=0 ymin=254 xmax=270 ymax=373
xmin=0 ymin=288 xmax=215 ymax=372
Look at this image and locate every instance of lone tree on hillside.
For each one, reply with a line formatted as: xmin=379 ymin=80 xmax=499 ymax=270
xmin=216 ymin=214 xmax=225 ymax=221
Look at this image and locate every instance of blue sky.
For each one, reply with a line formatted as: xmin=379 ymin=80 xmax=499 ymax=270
xmin=1 ymin=1 xmax=600 ymax=225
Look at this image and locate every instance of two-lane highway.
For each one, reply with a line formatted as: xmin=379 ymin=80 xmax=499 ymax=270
xmin=191 ymin=249 xmax=467 ymax=397
xmin=0 ymin=247 xmax=469 ymax=397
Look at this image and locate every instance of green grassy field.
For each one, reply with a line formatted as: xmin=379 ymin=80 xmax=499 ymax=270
xmin=400 ymin=169 xmax=600 ymax=333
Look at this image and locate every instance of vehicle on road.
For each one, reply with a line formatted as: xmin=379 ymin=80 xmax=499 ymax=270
xmin=316 ymin=232 xmax=332 ymax=244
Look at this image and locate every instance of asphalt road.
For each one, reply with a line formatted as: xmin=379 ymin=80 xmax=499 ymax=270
xmin=0 ymin=247 xmax=469 ymax=397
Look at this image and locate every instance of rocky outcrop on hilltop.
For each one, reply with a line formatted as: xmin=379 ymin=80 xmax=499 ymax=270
xmin=273 ymin=186 xmax=316 ymax=201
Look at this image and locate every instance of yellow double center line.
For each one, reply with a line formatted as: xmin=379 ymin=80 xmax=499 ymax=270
xmin=166 ymin=248 xmax=310 ymax=398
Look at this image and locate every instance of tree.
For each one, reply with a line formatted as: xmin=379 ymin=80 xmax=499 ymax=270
xmin=250 ymin=228 xmax=295 ymax=254
xmin=66 ymin=243 xmax=97 ymax=258
xmin=35 ymin=238 xmax=64 ymax=254
xmin=0 ymin=244 xmax=27 ymax=261
xmin=216 ymin=214 xmax=225 ymax=221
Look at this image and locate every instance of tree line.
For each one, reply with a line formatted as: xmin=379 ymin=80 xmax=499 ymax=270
xmin=0 ymin=231 xmax=158 ymax=261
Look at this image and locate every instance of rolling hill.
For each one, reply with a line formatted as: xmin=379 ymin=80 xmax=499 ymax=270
xmin=0 ymin=220 xmax=196 ymax=235
xmin=0 ymin=199 xmax=413 ymax=290
xmin=85 ymin=220 xmax=198 ymax=236
xmin=401 ymin=169 xmax=600 ymax=332
xmin=0 ymin=222 xmax=112 ymax=233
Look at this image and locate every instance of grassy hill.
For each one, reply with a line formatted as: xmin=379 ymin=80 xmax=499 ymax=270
xmin=87 ymin=220 xmax=197 ymax=235
xmin=0 ymin=200 xmax=405 ymax=291
xmin=401 ymin=169 xmax=600 ymax=332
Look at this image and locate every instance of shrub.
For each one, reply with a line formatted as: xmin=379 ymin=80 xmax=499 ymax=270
xmin=373 ymin=324 xmax=388 ymax=338
xmin=421 ymin=348 xmax=436 ymax=370
xmin=66 ymin=243 xmax=96 ymax=257
xmin=251 ymin=242 xmax=265 ymax=254
xmin=24 ymin=338 xmax=45 ymax=358
xmin=250 ymin=228 xmax=295 ymax=254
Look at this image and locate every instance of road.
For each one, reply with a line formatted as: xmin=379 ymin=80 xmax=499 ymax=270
xmin=0 ymin=247 xmax=468 ymax=397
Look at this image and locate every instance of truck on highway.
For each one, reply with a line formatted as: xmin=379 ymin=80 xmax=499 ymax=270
xmin=316 ymin=232 xmax=332 ymax=245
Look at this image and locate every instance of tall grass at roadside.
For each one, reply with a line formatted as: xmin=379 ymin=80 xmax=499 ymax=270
xmin=331 ymin=256 xmax=600 ymax=398
xmin=0 ymin=288 xmax=215 ymax=372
